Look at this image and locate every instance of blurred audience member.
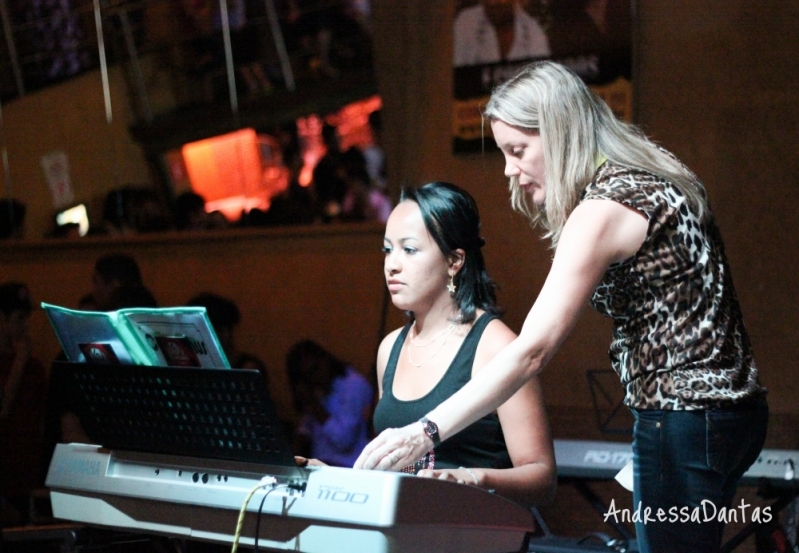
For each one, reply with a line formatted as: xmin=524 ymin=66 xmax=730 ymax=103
xmin=249 ymin=145 xmax=316 ymax=227
xmin=0 ymin=199 xmax=26 ymax=240
xmin=344 ymin=0 xmax=372 ymax=36
xmin=287 ymin=0 xmax=341 ymax=78
xmin=106 ymin=284 xmax=158 ymax=310
xmin=286 ymin=340 xmax=373 ymax=467
xmin=0 ymin=282 xmax=46 ymax=526
xmin=232 ymin=0 xmax=274 ymax=98
xmin=312 ymin=123 xmax=348 ymax=221
xmin=339 ymin=146 xmax=370 ymax=221
xmin=173 ymin=191 xmax=229 ymax=231
xmin=77 ymin=293 xmax=100 ymax=311
xmin=173 ymin=191 xmax=209 ymax=231
xmin=186 ymin=292 xmax=268 ymax=381
xmin=340 ymin=146 xmax=391 ymax=222
xmin=7 ymin=0 xmax=90 ymax=88
xmin=102 ymin=186 xmax=172 ymax=235
xmin=363 ymin=109 xmax=386 ymax=190
xmin=91 ymin=253 xmax=144 ymax=310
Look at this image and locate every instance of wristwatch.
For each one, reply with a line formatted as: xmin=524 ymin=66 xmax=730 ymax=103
xmin=419 ymin=416 xmax=441 ymax=447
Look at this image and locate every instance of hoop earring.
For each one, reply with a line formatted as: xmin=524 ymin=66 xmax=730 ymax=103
xmin=447 ymin=275 xmax=457 ymax=296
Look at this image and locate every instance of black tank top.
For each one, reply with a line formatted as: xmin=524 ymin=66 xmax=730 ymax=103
xmin=372 ymin=314 xmax=512 ymax=471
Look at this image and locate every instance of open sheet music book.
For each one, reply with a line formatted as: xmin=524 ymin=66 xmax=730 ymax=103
xmin=42 ymin=303 xmax=231 ymax=368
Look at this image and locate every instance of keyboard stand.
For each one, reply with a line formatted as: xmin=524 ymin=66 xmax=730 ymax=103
xmin=568 ymin=478 xmax=636 ymax=543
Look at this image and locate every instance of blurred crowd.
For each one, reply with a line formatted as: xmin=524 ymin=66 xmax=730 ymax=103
xmin=1 ymin=253 xmax=375 ymax=529
xmin=2 ymin=0 xmax=374 ymax=101
xmin=1 ymin=110 xmax=390 ymax=241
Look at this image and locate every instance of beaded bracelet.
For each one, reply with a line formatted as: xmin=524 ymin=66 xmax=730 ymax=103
xmin=460 ymin=466 xmax=479 ymax=486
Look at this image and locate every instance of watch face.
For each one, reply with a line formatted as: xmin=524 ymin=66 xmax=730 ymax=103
xmin=422 ymin=418 xmax=439 ymax=444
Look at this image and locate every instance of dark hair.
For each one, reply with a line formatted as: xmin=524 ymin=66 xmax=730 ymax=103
xmin=342 ymin=146 xmax=370 ymax=185
xmin=78 ymin=293 xmax=99 ymax=310
xmin=173 ymin=191 xmax=207 ymax=230
xmin=186 ymin=292 xmax=241 ymax=331
xmin=400 ymin=181 xmax=498 ymax=323
xmin=321 ymin=123 xmax=339 ymax=149
xmin=94 ymin=253 xmax=142 ymax=287
xmin=106 ymin=284 xmax=158 ymax=310
xmin=102 ymin=186 xmax=171 ymax=233
xmin=0 ymin=281 xmax=32 ymax=316
xmin=285 ymin=339 xmax=348 ymax=408
xmin=368 ymin=109 xmax=382 ymax=134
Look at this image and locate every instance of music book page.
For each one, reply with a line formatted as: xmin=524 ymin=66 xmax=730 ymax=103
xmin=42 ymin=303 xmax=230 ymax=368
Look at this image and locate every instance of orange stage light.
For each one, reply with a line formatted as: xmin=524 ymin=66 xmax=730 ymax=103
xmin=178 ymin=96 xmax=383 ymax=219
xmin=182 ymin=128 xmax=275 ymax=220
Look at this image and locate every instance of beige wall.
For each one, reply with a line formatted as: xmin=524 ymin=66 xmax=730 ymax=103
xmin=3 ymin=67 xmax=152 ymax=238
xmin=2 ymin=0 xmax=797 ymax=421
xmin=633 ymin=1 xmax=799 ymax=416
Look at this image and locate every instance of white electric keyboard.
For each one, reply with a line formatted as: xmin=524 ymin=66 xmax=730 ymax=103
xmin=46 ymin=443 xmax=535 ymax=553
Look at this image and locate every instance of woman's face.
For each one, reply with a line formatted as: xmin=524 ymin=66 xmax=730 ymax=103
xmin=383 ymin=201 xmax=451 ymax=313
xmin=491 ymin=119 xmax=547 ymax=206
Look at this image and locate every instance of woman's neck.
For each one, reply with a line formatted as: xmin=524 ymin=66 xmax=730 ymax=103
xmin=412 ymin=306 xmax=460 ymax=340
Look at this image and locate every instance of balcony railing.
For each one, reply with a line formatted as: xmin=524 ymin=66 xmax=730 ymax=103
xmin=0 ymin=0 xmax=374 ymax=121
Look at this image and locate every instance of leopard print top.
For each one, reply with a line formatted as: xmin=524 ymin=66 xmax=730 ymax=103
xmin=583 ymin=161 xmax=766 ymax=410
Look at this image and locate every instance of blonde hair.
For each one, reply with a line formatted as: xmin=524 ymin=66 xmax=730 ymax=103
xmin=483 ymin=61 xmax=707 ymax=246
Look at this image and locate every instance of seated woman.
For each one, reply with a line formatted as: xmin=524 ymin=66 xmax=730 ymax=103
xmin=373 ymin=181 xmax=556 ymax=507
xmin=288 ymin=339 xmax=374 ymax=468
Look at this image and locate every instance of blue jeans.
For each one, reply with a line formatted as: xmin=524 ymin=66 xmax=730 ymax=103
xmin=631 ymin=401 xmax=768 ymax=553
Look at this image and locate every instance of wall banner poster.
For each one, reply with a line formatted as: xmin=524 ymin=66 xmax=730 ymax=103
xmin=452 ymin=0 xmax=633 ymax=155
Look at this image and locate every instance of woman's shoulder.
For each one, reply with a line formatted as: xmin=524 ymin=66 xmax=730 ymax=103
xmin=376 ymin=326 xmax=406 ymax=377
xmin=480 ymin=317 xmax=516 ymax=346
xmin=471 ymin=316 xmax=516 ymax=372
xmin=380 ymin=326 xmax=405 ymax=350
xmin=583 ymin=162 xmax=676 ymax=220
xmin=586 ymin=161 xmax=685 ymax=201
xmin=586 ymin=162 xmax=650 ymax=194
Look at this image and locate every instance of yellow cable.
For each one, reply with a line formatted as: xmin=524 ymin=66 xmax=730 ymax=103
xmin=231 ymin=477 xmax=277 ymax=553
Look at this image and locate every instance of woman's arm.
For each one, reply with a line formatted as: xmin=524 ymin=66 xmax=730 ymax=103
xmin=354 ymin=199 xmax=648 ymax=470
xmin=418 ymin=319 xmax=557 ymax=507
xmin=480 ymin=374 xmax=556 ymax=506
xmin=416 ymin=379 xmax=556 ymax=507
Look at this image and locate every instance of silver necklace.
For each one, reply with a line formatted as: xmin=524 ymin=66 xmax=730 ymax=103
xmin=406 ymin=324 xmax=455 ymax=367
xmin=409 ymin=321 xmax=455 ymax=347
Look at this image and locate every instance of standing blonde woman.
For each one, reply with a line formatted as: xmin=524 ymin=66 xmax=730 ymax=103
xmin=375 ymin=181 xmax=556 ymax=508
xmin=356 ymin=62 xmax=768 ymax=553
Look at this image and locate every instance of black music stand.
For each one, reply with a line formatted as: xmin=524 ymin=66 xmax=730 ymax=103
xmin=587 ymin=369 xmax=633 ymax=435
xmin=52 ymin=361 xmax=296 ymax=467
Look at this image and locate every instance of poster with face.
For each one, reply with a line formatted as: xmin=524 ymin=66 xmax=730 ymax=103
xmin=452 ymin=0 xmax=633 ymax=154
